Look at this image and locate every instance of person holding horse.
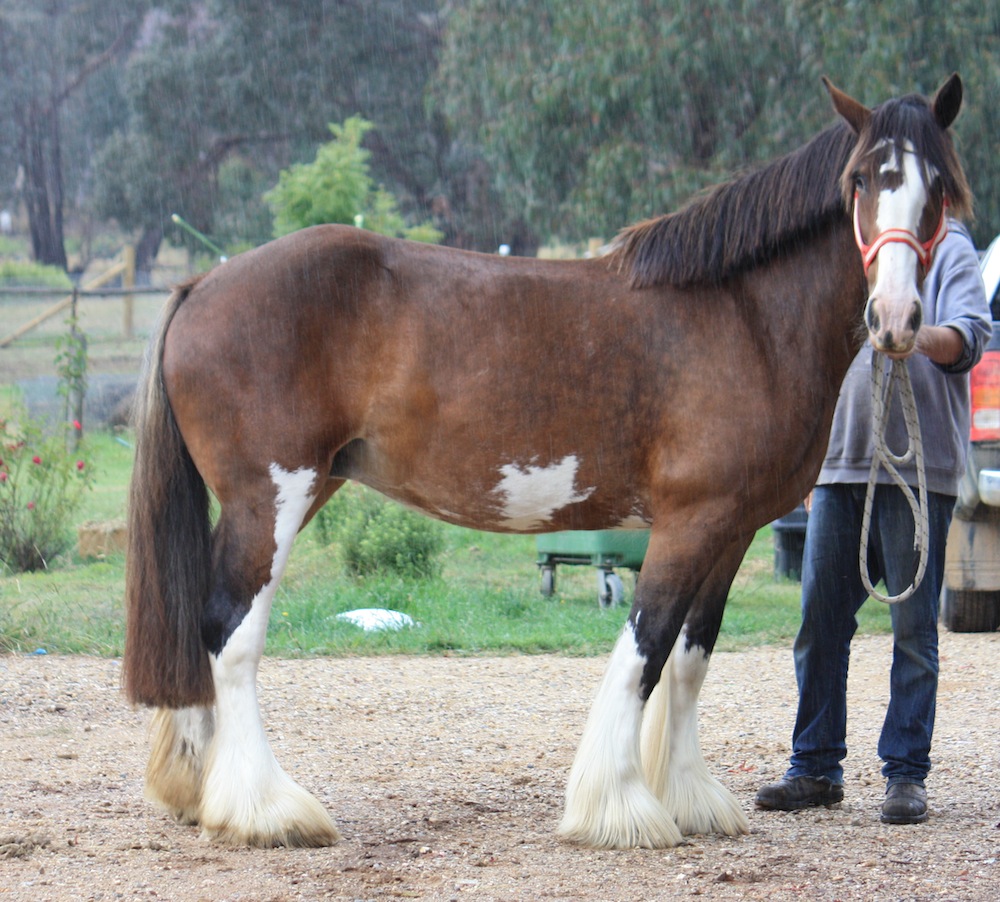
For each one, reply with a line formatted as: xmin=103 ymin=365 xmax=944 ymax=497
xmin=756 ymin=142 xmax=991 ymax=825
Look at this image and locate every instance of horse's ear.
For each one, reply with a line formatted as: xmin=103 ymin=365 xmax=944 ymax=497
xmin=932 ymin=73 xmax=963 ymax=129
xmin=823 ymin=76 xmax=870 ymax=134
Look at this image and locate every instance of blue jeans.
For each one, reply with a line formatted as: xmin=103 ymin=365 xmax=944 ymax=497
xmin=786 ymin=483 xmax=953 ymax=787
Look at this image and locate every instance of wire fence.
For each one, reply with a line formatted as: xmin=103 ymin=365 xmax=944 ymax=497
xmin=0 ymin=285 xmax=172 ymax=388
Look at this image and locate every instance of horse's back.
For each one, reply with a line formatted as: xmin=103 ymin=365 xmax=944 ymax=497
xmin=160 ymin=227 xmax=669 ymax=528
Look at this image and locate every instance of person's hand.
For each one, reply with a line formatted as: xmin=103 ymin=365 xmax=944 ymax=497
xmin=884 ymin=324 xmax=964 ymax=365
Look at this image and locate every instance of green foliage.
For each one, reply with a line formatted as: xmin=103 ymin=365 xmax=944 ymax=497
xmin=0 ymin=1 xmax=145 ymax=265
xmin=0 ymin=236 xmax=30 ymax=258
xmin=435 ymin=0 xmax=1000 ymax=247
xmin=5 ymin=1 xmax=1000 ymax=264
xmin=83 ymin=2 xmax=453 ymax=254
xmin=435 ymin=0 xmax=796 ymax=242
xmin=0 ymin=414 xmax=93 ymax=573
xmin=0 ymin=261 xmax=72 ymax=288
xmin=265 ymin=117 xmax=443 ymax=243
xmin=325 ymin=484 xmax=445 ymax=579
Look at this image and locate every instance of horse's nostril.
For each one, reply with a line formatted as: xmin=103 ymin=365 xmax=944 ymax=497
xmin=909 ymin=307 xmax=923 ymax=333
xmin=867 ymin=305 xmax=881 ymax=333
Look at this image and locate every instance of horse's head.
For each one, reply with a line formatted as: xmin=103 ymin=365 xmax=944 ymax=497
xmin=825 ymin=74 xmax=971 ymax=356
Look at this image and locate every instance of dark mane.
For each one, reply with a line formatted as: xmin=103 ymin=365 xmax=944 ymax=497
xmin=840 ymin=93 xmax=973 ymax=217
xmin=611 ymin=123 xmax=857 ymax=289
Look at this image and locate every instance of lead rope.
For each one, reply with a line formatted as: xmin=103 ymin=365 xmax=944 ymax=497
xmin=859 ymin=355 xmax=930 ymax=603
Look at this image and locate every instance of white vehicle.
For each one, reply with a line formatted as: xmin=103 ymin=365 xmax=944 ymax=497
xmin=941 ymin=233 xmax=1000 ymax=631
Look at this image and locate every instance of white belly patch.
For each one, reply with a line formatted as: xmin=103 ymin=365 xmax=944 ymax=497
xmin=493 ymin=454 xmax=595 ymax=530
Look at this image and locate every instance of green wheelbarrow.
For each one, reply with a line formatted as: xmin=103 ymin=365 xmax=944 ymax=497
xmin=535 ymin=530 xmax=650 ymax=607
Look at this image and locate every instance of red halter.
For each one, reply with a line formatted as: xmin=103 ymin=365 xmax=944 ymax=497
xmin=853 ymin=191 xmax=949 ymax=276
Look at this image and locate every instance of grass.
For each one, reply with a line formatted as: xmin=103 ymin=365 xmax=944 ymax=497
xmin=0 ymin=426 xmax=893 ymax=658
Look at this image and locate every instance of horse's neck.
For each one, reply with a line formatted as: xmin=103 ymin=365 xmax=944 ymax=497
xmin=751 ymin=221 xmax=865 ymax=378
xmin=742 ymin=220 xmax=867 ymax=503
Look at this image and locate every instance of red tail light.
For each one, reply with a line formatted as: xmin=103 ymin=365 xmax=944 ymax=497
xmin=970 ymin=350 xmax=1000 ymax=442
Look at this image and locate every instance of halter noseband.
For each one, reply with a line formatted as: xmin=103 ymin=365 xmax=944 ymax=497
xmin=853 ymin=191 xmax=949 ymax=277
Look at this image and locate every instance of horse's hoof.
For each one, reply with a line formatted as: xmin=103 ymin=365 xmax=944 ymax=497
xmin=558 ymin=790 xmax=683 ymax=849
xmin=199 ymin=801 xmax=340 ymax=848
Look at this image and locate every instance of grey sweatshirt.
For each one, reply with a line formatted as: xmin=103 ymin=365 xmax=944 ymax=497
xmin=817 ymin=222 xmax=992 ymax=497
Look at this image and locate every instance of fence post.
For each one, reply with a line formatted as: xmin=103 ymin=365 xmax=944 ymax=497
xmin=122 ymin=244 xmax=136 ymax=340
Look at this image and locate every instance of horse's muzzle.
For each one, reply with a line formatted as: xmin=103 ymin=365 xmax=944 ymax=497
xmin=866 ymin=295 xmax=922 ymax=355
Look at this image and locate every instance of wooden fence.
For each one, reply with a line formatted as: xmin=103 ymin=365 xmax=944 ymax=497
xmin=0 ymin=247 xmax=155 ymax=348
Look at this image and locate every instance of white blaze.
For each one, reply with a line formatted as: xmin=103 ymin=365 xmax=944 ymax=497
xmin=871 ymin=142 xmax=930 ymax=301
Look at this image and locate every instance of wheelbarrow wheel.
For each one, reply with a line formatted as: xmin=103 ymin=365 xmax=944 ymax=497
xmin=598 ymin=570 xmax=625 ymax=608
xmin=539 ymin=565 xmax=555 ymax=597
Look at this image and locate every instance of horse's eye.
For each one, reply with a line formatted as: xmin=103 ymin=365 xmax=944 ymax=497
xmin=853 ymin=174 xmax=867 ymax=193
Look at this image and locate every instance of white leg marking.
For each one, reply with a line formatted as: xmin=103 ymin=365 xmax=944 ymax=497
xmin=494 ymin=455 xmax=595 ymax=530
xmin=559 ymin=624 xmax=682 ymax=848
xmin=199 ymin=465 xmax=339 ymax=847
xmin=145 ymin=706 xmax=215 ymax=825
xmin=640 ymin=628 xmax=748 ymax=837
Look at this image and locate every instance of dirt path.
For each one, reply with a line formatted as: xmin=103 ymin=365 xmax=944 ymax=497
xmin=2 ymin=632 xmax=998 ymax=900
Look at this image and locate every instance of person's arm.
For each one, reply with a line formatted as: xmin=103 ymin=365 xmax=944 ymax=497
xmin=884 ymin=324 xmax=965 ymax=365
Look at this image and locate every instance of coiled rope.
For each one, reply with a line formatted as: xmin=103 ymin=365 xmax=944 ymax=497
xmin=859 ymin=354 xmax=930 ymax=604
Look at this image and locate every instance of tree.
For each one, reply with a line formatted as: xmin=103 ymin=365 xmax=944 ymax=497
xmin=786 ymin=0 xmax=1000 ymax=248
xmin=265 ymin=117 xmax=441 ymax=242
xmin=435 ymin=0 xmax=1000 ymax=247
xmin=0 ymin=1 xmax=147 ymax=268
xmin=435 ymin=0 xmax=796 ymax=244
xmin=92 ymin=0 xmax=479 ymax=268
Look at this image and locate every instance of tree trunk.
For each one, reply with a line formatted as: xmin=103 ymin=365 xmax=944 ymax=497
xmin=19 ymin=103 xmax=68 ymax=270
xmin=134 ymin=224 xmax=164 ymax=284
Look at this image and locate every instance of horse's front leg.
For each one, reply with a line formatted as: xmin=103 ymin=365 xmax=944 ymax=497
xmin=640 ymin=538 xmax=752 ymax=838
xmin=559 ymin=523 xmax=746 ymax=848
xmin=559 ymin=525 xmax=716 ymax=848
xmin=198 ymin=464 xmax=339 ymax=847
xmin=558 ymin=616 xmax=683 ymax=848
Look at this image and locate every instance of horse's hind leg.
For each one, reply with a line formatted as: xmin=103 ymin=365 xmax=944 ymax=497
xmin=142 ymin=476 xmax=342 ymax=838
xmin=197 ymin=464 xmax=339 ymax=847
xmin=640 ymin=538 xmax=751 ymax=837
xmin=145 ymin=706 xmax=215 ymax=824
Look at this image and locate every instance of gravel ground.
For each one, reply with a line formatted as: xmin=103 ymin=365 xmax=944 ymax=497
xmin=1 ymin=632 xmax=998 ymax=901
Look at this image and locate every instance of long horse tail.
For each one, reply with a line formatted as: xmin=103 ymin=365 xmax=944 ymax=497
xmin=123 ymin=277 xmax=215 ymax=709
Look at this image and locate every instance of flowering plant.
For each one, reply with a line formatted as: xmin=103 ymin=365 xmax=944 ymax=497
xmin=0 ymin=414 xmax=93 ymax=572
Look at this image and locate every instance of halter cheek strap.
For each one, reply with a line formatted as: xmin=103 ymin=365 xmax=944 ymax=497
xmin=853 ymin=191 xmax=949 ymax=276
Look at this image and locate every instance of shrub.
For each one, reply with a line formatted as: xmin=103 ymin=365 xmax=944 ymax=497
xmin=326 ymin=485 xmax=444 ymax=579
xmin=0 ymin=415 xmax=92 ymax=572
xmin=0 ymin=260 xmax=72 ymax=289
xmin=265 ymin=116 xmax=443 ymax=243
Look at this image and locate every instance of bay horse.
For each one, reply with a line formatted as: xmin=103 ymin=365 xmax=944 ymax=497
xmin=123 ymin=75 xmax=971 ymax=848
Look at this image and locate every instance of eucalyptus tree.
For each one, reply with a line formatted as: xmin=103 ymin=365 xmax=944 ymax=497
xmin=435 ymin=0 xmax=1000 ymax=246
xmin=92 ymin=0 xmax=458 ymax=269
xmin=0 ymin=1 xmax=147 ymax=267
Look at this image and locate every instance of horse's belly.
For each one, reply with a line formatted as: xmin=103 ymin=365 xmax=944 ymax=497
xmin=358 ymin=450 xmax=651 ymax=534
